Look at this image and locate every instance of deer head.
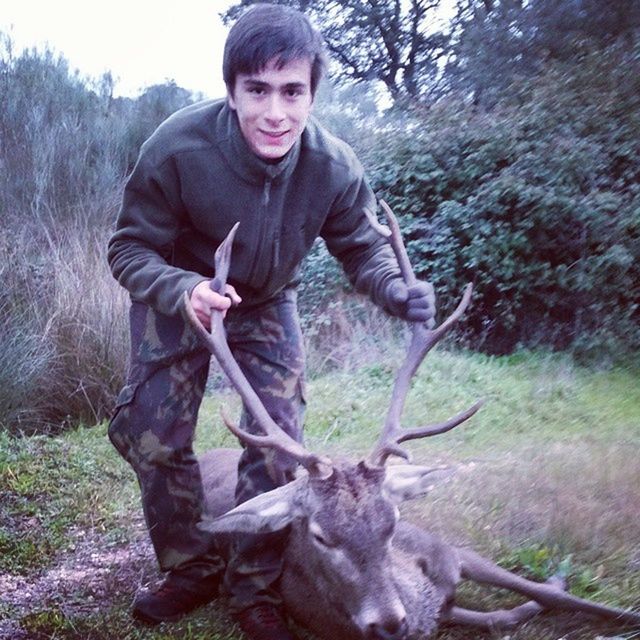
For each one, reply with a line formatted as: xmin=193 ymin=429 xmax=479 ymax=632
xmin=183 ymin=203 xmax=480 ymax=640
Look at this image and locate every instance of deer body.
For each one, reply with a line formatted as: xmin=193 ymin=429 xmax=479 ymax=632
xmin=187 ymin=209 xmax=640 ymax=639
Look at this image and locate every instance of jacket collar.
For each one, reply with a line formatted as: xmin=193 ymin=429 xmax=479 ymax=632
xmin=216 ymin=100 xmax=301 ymax=186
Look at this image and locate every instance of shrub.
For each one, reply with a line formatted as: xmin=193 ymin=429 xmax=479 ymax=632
xmin=364 ymin=44 xmax=640 ymax=358
xmin=0 ymin=36 xmax=194 ymax=433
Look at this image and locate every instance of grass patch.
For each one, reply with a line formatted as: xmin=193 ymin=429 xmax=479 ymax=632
xmin=17 ymin=602 xmax=241 ymax=640
xmin=0 ymin=426 xmax=138 ymax=573
xmin=1 ymin=350 xmax=639 ymax=639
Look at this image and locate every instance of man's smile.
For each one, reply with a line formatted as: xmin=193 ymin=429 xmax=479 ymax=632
xmin=260 ymin=130 xmax=289 ymax=139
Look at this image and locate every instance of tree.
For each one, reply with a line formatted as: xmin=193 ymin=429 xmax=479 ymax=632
xmin=447 ymin=0 xmax=640 ymax=106
xmin=222 ymin=0 xmax=451 ymax=105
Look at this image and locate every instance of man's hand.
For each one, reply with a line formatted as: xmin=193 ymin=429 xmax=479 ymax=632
xmin=386 ymin=279 xmax=436 ymax=327
xmin=190 ymin=280 xmax=242 ymax=328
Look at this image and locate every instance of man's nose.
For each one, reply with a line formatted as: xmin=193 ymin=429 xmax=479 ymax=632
xmin=265 ymin=95 xmax=286 ymax=123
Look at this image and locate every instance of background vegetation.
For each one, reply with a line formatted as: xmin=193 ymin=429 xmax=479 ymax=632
xmin=0 ymin=35 xmax=195 ymax=433
xmin=1 ymin=0 xmax=639 ymax=433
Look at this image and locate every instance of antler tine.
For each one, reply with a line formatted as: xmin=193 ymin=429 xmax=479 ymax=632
xmin=182 ymin=224 xmax=330 ymax=477
xmin=210 ymin=221 xmax=237 ymax=293
xmin=365 ymin=201 xmax=415 ymax=285
xmin=367 ymin=200 xmax=480 ymax=466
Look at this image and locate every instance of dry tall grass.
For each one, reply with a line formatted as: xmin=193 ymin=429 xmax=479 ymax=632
xmin=0 ymin=212 xmax=129 ymax=433
xmin=411 ymin=441 xmax=640 ymax=566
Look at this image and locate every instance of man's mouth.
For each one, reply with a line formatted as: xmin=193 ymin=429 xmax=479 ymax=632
xmin=260 ymin=130 xmax=288 ymax=141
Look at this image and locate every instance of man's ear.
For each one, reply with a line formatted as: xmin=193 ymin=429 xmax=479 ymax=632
xmin=227 ymin=84 xmax=236 ymax=110
xmin=199 ymin=476 xmax=306 ymax=534
xmin=382 ymin=464 xmax=454 ymax=504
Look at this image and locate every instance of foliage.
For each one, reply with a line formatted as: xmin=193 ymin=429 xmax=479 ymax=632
xmin=0 ymin=224 xmax=130 ymax=433
xmin=0 ymin=34 xmax=194 ymax=433
xmin=0 ymin=34 xmax=195 ymax=225
xmin=365 ymin=44 xmax=640 ymax=356
xmin=222 ymin=0 xmax=640 ymax=108
xmin=447 ymin=0 xmax=640 ymax=106
xmin=222 ymin=0 xmax=451 ymax=105
xmin=312 ymin=79 xmax=382 ymax=152
xmin=2 ymin=6 xmax=640 ymax=432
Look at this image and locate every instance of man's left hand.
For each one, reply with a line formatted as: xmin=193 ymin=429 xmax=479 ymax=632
xmin=386 ymin=280 xmax=436 ymax=327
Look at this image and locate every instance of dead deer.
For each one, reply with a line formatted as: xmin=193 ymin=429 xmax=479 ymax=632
xmin=182 ymin=202 xmax=640 ymax=639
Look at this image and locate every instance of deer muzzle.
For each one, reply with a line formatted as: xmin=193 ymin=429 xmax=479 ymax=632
xmin=355 ymin=597 xmax=408 ymax=640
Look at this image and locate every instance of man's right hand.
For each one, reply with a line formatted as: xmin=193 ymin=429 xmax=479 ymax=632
xmin=190 ymin=280 xmax=242 ymax=328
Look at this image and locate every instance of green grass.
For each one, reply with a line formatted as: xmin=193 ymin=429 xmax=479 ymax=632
xmin=15 ymin=604 xmax=240 ymax=640
xmin=1 ymin=350 xmax=639 ymax=639
xmin=0 ymin=426 xmax=138 ymax=573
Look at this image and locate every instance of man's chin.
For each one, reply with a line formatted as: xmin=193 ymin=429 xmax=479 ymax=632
xmin=254 ymin=143 xmax=292 ymax=161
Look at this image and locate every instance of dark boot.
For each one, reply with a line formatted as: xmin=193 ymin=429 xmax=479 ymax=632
xmin=132 ymin=572 xmax=220 ymax=624
xmin=235 ymin=604 xmax=297 ymax=640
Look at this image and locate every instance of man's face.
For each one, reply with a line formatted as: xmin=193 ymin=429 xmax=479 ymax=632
xmin=228 ymin=57 xmax=314 ymax=160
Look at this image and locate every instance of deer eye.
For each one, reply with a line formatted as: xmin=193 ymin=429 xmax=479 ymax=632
xmin=312 ymin=532 xmax=335 ymax=548
xmin=309 ymin=523 xmax=335 ymax=548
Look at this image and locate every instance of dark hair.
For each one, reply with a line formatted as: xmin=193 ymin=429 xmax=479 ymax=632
xmin=223 ymin=3 xmax=327 ymax=97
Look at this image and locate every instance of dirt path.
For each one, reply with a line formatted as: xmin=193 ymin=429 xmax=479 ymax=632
xmin=0 ymin=526 xmax=154 ymax=639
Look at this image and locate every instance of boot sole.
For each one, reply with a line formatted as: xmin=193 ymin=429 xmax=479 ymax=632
xmin=132 ymin=594 xmax=217 ymax=625
xmin=133 ymin=608 xmax=186 ymax=625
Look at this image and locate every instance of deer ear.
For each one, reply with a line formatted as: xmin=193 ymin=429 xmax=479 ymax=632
xmin=383 ymin=465 xmax=453 ymax=504
xmin=199 ymin=477 xmax=307 ymax=534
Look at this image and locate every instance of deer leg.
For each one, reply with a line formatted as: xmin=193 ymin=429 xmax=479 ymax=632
xmin=444 ymin=601 xmax=543 ymax=629
xmin=442 ymin=575 xmax=564 ymax=629
xmin=457 ymin=548 xmax=640 ymax=626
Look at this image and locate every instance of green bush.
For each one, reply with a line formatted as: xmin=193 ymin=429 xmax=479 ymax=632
xmin=364 ymin=45 xmax=640 ymax=358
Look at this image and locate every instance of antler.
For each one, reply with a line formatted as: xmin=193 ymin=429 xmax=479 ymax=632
xmin=182 ymin=223 xmax=330 ymax=477
xmin=366 ymin=201 xmax=483 ymax=466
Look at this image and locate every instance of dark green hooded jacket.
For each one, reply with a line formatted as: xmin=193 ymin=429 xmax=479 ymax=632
xmin=108 ymin=99 xmax=401 ymax=316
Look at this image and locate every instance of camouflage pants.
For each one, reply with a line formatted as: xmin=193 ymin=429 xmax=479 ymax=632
xmin=108 ymin=288 xmax=306 ymax=611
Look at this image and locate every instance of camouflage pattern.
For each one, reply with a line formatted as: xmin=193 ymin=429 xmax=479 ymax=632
xmin=108 ymin=288 xmax=306 ymax=611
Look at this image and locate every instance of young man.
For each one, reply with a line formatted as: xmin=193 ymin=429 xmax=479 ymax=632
xmin=107 ymin=4 xmax=435 ymax=639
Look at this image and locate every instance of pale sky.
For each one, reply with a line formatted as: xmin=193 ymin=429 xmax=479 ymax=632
xmin=1 ymin=1 xmax=457 ymax=100
xmin=1 ymin=0 xmax=233 ymax=98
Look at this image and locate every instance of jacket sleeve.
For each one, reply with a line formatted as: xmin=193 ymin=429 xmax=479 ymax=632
xmin=320 ymin=159 xmax=402 ymax=311
xmin=107 ymin=153 xmax=206 ymax=316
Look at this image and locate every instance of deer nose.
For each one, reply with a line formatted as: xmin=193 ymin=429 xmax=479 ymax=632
xmin=367 ymin=616 xmax=409 ymax=640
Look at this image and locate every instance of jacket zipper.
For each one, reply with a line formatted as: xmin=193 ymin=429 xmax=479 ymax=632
xmin=266 ymin=179 xmax=281 ymax=271
xmin=248 ymin=176 xmax=274 ymax=286
xmin=262 ymin=178 xmax=271 ymax=206
xmin=264 ymin=177 xmax=281 ymax=272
